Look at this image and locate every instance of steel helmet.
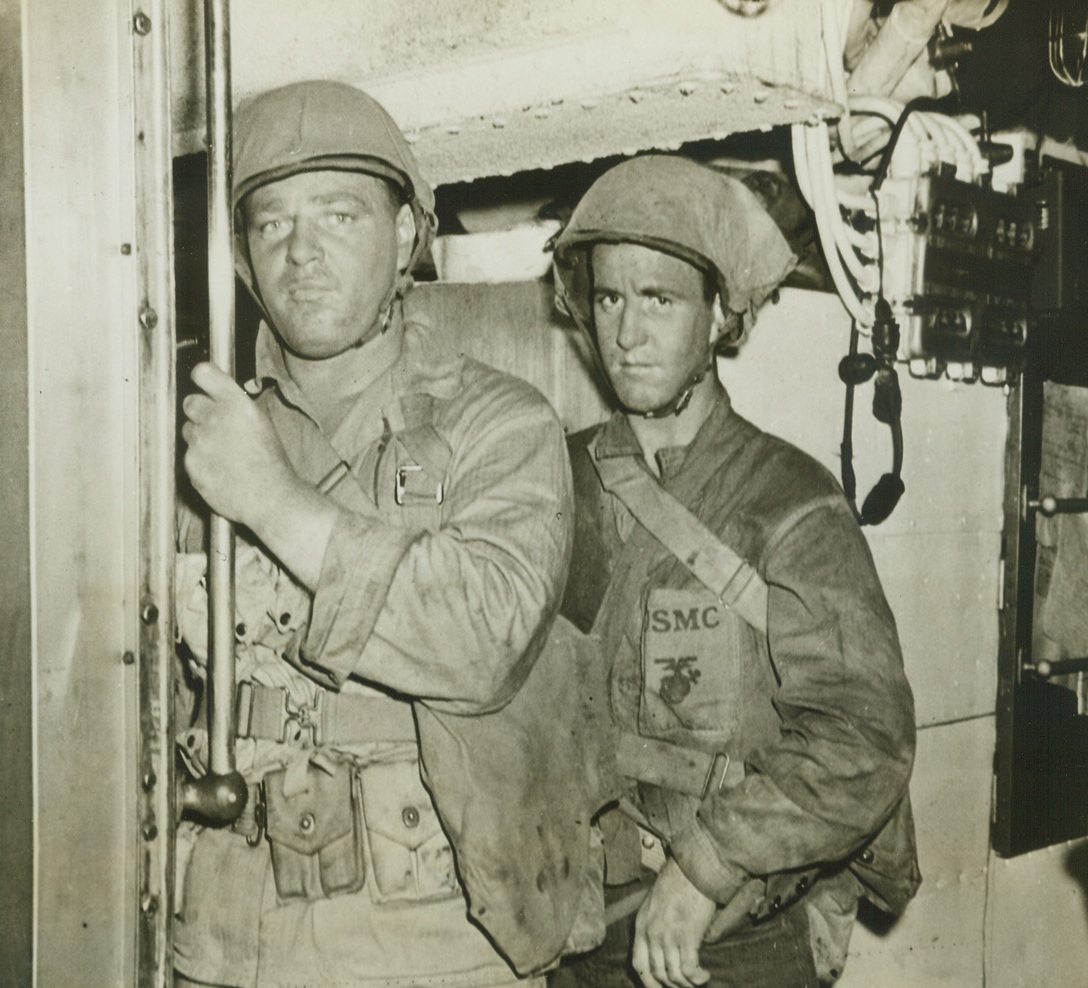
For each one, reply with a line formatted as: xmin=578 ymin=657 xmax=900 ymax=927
xmin=553 ymin=154 xmax=795 ymax=349
xmin=232 ymin=80 xmax=437 ymax=276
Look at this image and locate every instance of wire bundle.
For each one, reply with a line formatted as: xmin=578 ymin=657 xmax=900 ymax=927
xmin=792 ymin=0 xmax=989 ymax=329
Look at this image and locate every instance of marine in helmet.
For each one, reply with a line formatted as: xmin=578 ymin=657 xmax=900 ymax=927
xmin=549 ymin=155 xmax=919 ymax=988
xmin=175 ymin=80 xmax=575 ymax=988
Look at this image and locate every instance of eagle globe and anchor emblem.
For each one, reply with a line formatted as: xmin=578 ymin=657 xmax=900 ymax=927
xmin=655 ymin=655 xmax=701 ymax=706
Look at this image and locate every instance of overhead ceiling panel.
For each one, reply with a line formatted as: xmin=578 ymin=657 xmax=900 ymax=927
xmin=170 ymin=0 xmax=841 ymax=185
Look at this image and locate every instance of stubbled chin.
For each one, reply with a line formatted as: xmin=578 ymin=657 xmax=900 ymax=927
xmin=610 ymin=380 xmax=667 ymax=413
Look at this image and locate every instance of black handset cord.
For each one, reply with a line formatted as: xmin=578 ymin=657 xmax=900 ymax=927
xmin=838 ymin=191 xmax=905 ymax=526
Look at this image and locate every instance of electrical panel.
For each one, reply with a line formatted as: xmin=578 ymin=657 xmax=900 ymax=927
xmin=993 ymin=154 xmax=1088 ymax=858
xmin=877 ymin=167 xmax=1038 ymax=384
xmin=1033 ymin=158 xmax=1088 ymax=387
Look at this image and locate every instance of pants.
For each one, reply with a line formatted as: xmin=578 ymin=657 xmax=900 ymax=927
xmin=549 ymin=881 xmax=818 ymax=988
xmin=176 ymin=974 xmax=546 ymax=988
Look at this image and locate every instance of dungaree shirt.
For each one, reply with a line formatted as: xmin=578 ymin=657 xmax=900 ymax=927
xmin=174 ymin=301 xmax=572 ymax=988
xmin=563 ymin=389 xmax=917 ymax=946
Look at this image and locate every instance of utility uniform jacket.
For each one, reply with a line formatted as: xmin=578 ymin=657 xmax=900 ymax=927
xmin=561 ymin=390 xmax=920 ymax=928
xmin=175 ymin=295 xmax=584 ymax=987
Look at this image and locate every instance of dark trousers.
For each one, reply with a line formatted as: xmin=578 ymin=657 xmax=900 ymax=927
xmin=550 ymin=882 xmax=819 ymax=988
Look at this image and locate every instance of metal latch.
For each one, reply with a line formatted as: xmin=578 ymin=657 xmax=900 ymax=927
xmin=395 ymin=463 xmax=444 ymax=505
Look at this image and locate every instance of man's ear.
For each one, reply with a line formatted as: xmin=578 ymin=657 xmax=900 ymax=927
xmin=708 ymin=293 xmax=728 ymax=347
xmin=395 ymin=203 xmax=417 ymax=273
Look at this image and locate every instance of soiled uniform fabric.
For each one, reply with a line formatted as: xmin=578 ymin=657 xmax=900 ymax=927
xmin=174 ymin=298 xmax=573 ymax=988
xmin=557 ymin=393 xmax=919 ymax=984
xmin=548 ymin=154 xmax=919 ymax=986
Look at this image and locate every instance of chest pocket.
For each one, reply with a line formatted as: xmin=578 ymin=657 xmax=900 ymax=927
xmin=373 ymin=420 xmax=451 ymax=534
xmin=640 ymin=586 xmax=745 ymax=746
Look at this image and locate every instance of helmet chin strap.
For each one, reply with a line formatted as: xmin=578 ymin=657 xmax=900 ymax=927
xmin=626 ymin=299 xmax=726 ymax=420
xmin=352 ymin=273 xmax=410 ymax=348
xmin=629 ymin=359 xmax=713 ymax=420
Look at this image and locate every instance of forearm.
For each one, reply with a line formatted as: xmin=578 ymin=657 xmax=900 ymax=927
xmin=242 ymin=471 xmax=339 ymax=591
xmin=300 ymin=396 xmax=573 ymax=706
xmin=675 ymin=505 xmax=914 ymax=901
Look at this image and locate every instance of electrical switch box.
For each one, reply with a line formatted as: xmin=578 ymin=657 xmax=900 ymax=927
xmin=877 ymin=168 xmax=1039 ymax=383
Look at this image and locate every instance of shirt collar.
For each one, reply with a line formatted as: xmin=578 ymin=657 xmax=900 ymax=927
xmin=595 ymin=387 xmax=736 ymax=479
xmin=247 ymin=297 xmax=464 ymax=415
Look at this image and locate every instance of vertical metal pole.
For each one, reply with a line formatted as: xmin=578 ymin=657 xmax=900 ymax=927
xmin=204 ymin=0 xmax=239 ymax=782
xmin=179 ymin=0 xmax=245 ymax=826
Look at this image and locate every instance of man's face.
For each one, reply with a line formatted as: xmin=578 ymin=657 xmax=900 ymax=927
xmin=591 ymin=242 xmax=718 ymax=413
xmin=245 ymin=170 xmax=414 ymax=359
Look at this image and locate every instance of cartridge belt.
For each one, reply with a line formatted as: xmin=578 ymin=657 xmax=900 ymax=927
xmin=236 ymin=681 xmax=418 ymax=747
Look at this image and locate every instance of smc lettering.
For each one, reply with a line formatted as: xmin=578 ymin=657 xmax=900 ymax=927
xmin=649 ymin=606 xmax=721 ymax=632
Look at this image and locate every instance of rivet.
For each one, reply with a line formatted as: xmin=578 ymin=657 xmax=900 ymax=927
xmin=402 ymin=805 xmax=421 ymax=828
xmin=141 ymin=894 xmax=159 ymax=915
xmin=122 ymin=650 xmax=136 ymax=665
xmin=142 ymin=821 xmax=158 ymax=841
xmin=142 ymin=771 xmax=157 ymax=791
xmin=133 ymin=12 xmax=152 ymax=36
xmin=120 ymin=243 xmax=132 ymax=255
xmin=235 ymin=622 xmax=247 ymax=639
xmin=138 ymin=305 xmax=158 ymax=331
xmin=279 ymin=612 xmax=292 ymax=626
xmin=141 ymin=603 xmax=159 ymax=625
xmin=299 ymin=812 xmax=315 ymax=834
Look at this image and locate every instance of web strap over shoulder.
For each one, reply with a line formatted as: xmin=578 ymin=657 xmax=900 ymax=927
xmin=588 ymin=439 xmax=768 ymax=636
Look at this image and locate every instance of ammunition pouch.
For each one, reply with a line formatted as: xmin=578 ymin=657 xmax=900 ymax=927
xmin=356 ymin=759 xmax=459 ymax=904
xmin=261 ymin=755 xmax=459 ymax=907
xmin=263 ymin=759 xmax=366 ymax=902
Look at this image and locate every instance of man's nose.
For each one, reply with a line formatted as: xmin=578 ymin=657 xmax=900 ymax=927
xmin=616 ymin=305 xmax=646 ymax=351
xmin=286 ymin=218 xmax=323 ymax=265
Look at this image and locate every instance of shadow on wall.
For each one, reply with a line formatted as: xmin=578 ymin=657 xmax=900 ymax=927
xmin=855 ymin=896 xmax=909 ymax=939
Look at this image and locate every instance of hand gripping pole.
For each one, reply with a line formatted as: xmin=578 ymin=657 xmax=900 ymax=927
xmin=179 ymin=0 xmax=247 ymax=826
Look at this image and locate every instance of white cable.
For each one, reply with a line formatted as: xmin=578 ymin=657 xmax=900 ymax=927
xmin=821 ymin=0 xmax=851 ymax=124
xmin=810 ymin=125 xmax=880 ymax=292
xmin=912 ymin=111 xmax=956 ymax=171
xmin=792 ymin=123 xmax=875 ymax=328
xmin=837 ymin=187 xmax=879 ymax=212
xmin=930 ymin=113 xmax=987 ymax=180
xmin=793 ymin=119 xmax=815 ymax=208
xmin=839 ymin=221 xmax=878 ymax=255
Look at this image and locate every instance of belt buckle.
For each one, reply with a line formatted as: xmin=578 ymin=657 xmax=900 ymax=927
xmin=701 ymin=752 xmax=731 ymax=799
xmin=395 ymin=463 xmax=444 ymax=505
xmin=282 ymin=690 xmax=324 ymax=746
xmin=246 ymin=783 xmax=267 ymax=848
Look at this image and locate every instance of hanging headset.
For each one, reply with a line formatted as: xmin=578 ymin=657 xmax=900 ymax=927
xmin=839 ymin=301 xmax=905 ymax=526
xmin=839 ymin=186 xmax=905 ymax=527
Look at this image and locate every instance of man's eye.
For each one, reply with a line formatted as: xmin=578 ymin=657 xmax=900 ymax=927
xmin=255 ymin=219 xmax=283 ymax=237
xmin=595 ymin=293 xmax=620 ymax=312
xmin=649 ymin=295 xmax=671 ymax=309
xmin=326 ymin=211 xmax=355 ymax=226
